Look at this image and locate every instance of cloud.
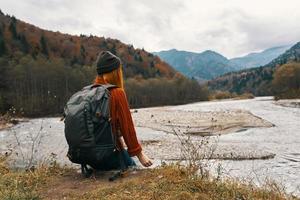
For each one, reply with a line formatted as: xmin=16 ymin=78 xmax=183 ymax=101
xmin=0 ymin=0 xmax=299 ymax=58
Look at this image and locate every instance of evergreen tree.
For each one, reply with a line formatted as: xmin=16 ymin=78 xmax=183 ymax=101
xmin=79 ymin=45 xmax=86 ymax=64
xmin=0 ymin=29 xmax=6 ymax=56
xmin=19 ymin=34 xmax=30 ymax=53
xmin=0 ymin=39 xmax=6 ymax=56
xmin=150 ymin=61 xmax=155 ymax=68
xmin=0 ymin=57 xmax=9 ymax=113
xmin=139 ymin=55 xmax=143 ymax=62
xmin=40 ymin=35 xmax=48 ymax=56
xmin=71 ymin=56 xmax=79 ymax=65
xmin=9 ymin=20 xmax=17 ymax=39
xmin=134 ymin=54 xmax=139 ymax=61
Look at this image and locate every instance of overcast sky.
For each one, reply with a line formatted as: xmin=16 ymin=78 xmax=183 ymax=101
xmin=1 ymin=0 xmax=299 ymax=58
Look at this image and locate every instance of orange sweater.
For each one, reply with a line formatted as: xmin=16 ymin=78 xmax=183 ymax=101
xmin=94 ymin=80 xmax=142 ymax=156
xmin=109 ymin=88 xmax=142 ymax=156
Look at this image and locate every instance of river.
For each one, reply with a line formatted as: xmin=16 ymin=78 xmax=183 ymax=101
xmin=0 ymin=97 xmax=299 ymax=195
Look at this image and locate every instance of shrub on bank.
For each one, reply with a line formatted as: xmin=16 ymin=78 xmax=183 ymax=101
xmin=210 ymin=91 xmax=233 ymax=100
xmin=209 ymin=91 xmax=254 ymax=100
xmin=234 ymin=92 xmax=255 ymax=100
xmin=274 ymin=89 xmax=300 ymax=100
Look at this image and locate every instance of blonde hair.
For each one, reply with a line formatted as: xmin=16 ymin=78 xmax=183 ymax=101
xmin=95 ymin=65 xmax=124 ymax=89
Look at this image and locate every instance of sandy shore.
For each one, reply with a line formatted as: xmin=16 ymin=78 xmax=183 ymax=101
xmin=132 ymin=107 xmax=274 ymax=136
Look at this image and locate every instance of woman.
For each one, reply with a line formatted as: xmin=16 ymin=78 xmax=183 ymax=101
xmin=93 ymin=51 xmax=153 ymax=168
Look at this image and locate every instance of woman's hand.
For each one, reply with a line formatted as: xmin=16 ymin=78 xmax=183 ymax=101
xmin=137 ymin=151 xmax=153 ymax=167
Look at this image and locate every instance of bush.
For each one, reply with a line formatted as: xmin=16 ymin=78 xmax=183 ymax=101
xmin=274 ymin=89 xmax=300 ymax=100
xmin=234 ymin=92 xmax=255 ymax=100
xmin=210 ymin=91 xmax=255 ymax=100
xmin=210 ymin=91 xmax=234 ymax=100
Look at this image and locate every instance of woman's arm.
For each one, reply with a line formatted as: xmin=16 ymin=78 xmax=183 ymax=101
xmin=110 ymin=88 xmax=152 ymax=167
xmin=110 ymin=88 xmax=142 ymax=156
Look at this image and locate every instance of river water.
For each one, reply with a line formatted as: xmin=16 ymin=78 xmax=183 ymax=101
xmin=0 ymin=97 xmax=299 ymax=195
xmin=172 ymin=97 xmax=300 ymax=195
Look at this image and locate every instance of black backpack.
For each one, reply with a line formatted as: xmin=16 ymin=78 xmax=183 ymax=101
xmin=63 ymin=84 xmax=126 ymax=179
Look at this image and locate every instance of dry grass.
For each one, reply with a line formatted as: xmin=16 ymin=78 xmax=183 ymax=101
xmin=0 ymin=155 xmax=298 ymax=200
xmin=0 ymin=156 xmax=72 ymax=200
xmin=75 ymin=165 xmax=297 ymax=200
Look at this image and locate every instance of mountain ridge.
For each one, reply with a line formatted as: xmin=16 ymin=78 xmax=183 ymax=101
xmin=208 ymin=42 xmax=300 ymax=95
xmin=154 ymin=45 xmax=292 ymax=80
xmin=153 ymin=49 xmax=234 ymax=80
xmin=230 ymin=45 xmax=292 ymax=69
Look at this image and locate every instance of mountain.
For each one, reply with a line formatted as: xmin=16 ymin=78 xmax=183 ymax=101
xmin=208 ymin=42 xmax=300 ymax=95
xmin=230 ymin=45 xmax=292 ymax=70
xmin=154 ymin=45 xmax=290 ymax=81
xmin=0 ymin=11 xmax=176 ymax=79
xmin=265 ymin=42 xmax=300 ymax=68
xmin=153 ymin=49 xmax=235 ymax=80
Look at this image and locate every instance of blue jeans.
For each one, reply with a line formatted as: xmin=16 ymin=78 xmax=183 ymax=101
xmin=96 ymin=149 xmax=136 ymax=171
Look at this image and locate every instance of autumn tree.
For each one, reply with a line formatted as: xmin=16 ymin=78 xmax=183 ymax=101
xmin=272 ymin=62 xmax=300 ymax=99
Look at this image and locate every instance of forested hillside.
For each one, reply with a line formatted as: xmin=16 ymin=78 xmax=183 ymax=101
xmin=0 ymin=11 xmax=176 ymax=78
xmin=0 ymin=11 xmax=208 ymax=116
xmin=208 ymin=42 xmax=300 ymax=96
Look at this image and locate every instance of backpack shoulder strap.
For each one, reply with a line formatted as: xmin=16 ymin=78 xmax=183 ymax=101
xmin=92 ymin=84 xmax=118 ymax=90
xmin=82 ymin=84 xmax=95 ymax=90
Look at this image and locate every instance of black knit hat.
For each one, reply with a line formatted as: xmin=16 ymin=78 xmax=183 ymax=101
xmin=96 ymin=51 xmax=121 ymax=75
